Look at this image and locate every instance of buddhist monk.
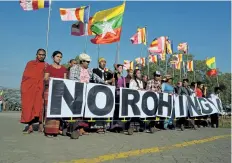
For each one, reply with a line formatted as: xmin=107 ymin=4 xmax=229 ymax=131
xmin=20 ymin=49 xmax=47 ymax=134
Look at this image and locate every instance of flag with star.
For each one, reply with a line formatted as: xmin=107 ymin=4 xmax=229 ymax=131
xmin=90 ymin=2 xmax=125 ymax=44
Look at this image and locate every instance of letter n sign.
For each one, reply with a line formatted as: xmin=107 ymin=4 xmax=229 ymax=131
xmin=46 ymin=78 xmax=86 ymax=118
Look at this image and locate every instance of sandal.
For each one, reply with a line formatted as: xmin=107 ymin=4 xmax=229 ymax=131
xmin=23 ymin=128 xmax=33 ymax=134
xmin=96 ymin=129 xmax=105 ymax=134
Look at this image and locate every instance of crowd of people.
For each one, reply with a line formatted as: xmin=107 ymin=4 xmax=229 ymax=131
xmin=20 ymin=48 xmax=222 ymax=138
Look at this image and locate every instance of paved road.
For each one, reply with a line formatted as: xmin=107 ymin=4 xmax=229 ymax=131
xmin=0 ymin=112 xmax=231 ymax=163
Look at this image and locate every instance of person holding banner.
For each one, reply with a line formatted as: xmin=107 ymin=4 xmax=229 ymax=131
xmin=177 ymin=78 xmax=197 ymax=131
xmin=111 ymin=64 xmax=126 ymax=130
xmin=129 ymin=69 xmax=144 ymax=90
xmin=92 ymin=57 xmax=113 ymax=85
xmin=20 ymin=49 xmax=47 ymax=134
xmin=161 ymin=75 xmax=174 ymax=94
xmin=146 ymin=71 xmax=162 ymax=92
xmin=92 ymin=57 xmax=113 ymax=133
xmin=125 ymin=69 xmax=133 ymax=88
xmin=44 ymin=51 xmax=67 ymax=138
xmin=142 ymin=75 xmax=148 ymax=89
xmin=161 ymin=75 xmax=175 ymax=130
xmin=69 ymin=53 xmax=107 ymax=135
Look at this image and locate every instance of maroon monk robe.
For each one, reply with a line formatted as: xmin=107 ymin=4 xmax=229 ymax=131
xmin=20 ymin=59 xmax=47 ymax=124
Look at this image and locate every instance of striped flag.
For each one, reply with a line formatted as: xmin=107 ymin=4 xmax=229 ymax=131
xmin=135 ymin=57 xmax=146 ymax=67
xmin=170 ymin=61 xmax=181 ymax=70
xmin=130 ymin=27 xmax=146 ymax=45
xmin=148 ymin=36 xmax=166 ymax=54
xmin=175 ymin=62 xmax=181 ymax=70
xmin=177 ymin=42 xmax=188 ymax=54
xmin=20 ymin=0 xmax=50 ymax=11
xmin=123 ymin=60 xmax=134 ymax=70
xmin=71 ymin=17 xmax=96 ymax=36
xmin=60 ymin=6 xmax=90 ymax=23
xmin=158 ymin=53 xmax=166 ymax=61
xmin=187 ymin=60 xmax=194 ymax=71
xmin=166 ymin=38 xmax=173 ymax=54
xmin=149 ymin=55 xmax=157 ymax=63
xmin=173 ymin=54 xmax=183 ymax=62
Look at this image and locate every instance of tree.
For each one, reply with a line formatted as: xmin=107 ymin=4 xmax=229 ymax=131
xmin=62 ymin=55 xmax=80 ymax=68
xmin=141 ymin=54 xmax=231 ymax=105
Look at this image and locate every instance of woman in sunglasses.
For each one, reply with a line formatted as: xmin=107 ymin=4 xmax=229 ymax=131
xmin=69 ymin=53 xmax=107 ymax=135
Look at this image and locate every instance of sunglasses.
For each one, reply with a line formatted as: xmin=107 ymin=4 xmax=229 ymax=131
xmin=83 ymin=60 xmax=90 ymax=63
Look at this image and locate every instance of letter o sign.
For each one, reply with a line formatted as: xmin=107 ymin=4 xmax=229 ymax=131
xmin=87 ymin=85 xmax=114 ymax=116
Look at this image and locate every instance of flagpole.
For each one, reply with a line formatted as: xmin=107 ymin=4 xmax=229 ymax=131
xmin=84 ymin=5 xmax=90 ymax=53
xmin=165 ymin=54 xmax=168 ymax=75
xmin=145 ymin=26 xmax=150 ymax=78
xmin=43 ymin=0 xmax=52 ymax=126
xmin=179 ymin=62 xmax=182 ymax=81
xmin=45 ymin=0 xmax=52 ymax=54
xmin=97 ymin=44 xmax=100 ymax=66
xmin=84 ymin=23 xmax=88 ymax=53
xmin=193 ymin=69 xmax=196 ymax=81
xmin=165 ymin=37 xmax=168 ymax=75
xmin=216 ymin=75 xmax=219 ymax=87
xmin=115 ymin=42 xmax=120 ymax=64
xmin=186 ymin=45 xmax=189 ymax=78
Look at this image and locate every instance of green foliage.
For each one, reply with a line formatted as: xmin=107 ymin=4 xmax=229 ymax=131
xmin=141 ymin=54 xmax=231 ymax=105
xmin=62 ymin=55 xmax=80 ymax=68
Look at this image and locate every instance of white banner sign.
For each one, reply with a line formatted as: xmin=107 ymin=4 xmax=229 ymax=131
xmin=47 ymin=78 xmax=223 ymax=118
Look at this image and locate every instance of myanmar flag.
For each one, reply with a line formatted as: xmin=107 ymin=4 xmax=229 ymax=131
xmin=206 ymin=57 xmax=216 ymax=69
xmin=90 ymin=2 xmax=125 ymax=44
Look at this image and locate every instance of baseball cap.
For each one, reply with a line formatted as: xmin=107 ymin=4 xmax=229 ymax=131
xmin=153 ymin=71 xmax=161 ymax=76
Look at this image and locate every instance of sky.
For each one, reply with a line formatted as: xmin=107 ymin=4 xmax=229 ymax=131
xmin=0 ymin=1 xmax=231 ymax=88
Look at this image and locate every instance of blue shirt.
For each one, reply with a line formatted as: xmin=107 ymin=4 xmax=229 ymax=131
xmin=162 ymin=83 xmax=174 ymax=94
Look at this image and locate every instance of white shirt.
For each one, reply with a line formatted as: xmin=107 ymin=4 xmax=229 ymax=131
xmin=129 ymin=79 xmax=143 ymax=90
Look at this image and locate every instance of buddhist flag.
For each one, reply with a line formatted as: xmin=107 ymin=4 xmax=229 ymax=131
xmin=135 ymin=57 xmax=145 ymax=67
xmin=20 ymin=0 xmax=50 ymax=11
xmin=158 ymin=53 xmax=166 ymax=61
xmin=90 ymin=2 xmax=125 ymax=44
xmin=130 ymin=27 xmax=146 ymax=45
xmin=60 ymin=6 xmax=90 ymax=23
xmin=177 ymin=42 xmax=188 ymax=54
xmin=148 ymin=36 xmax=166 ymax=54
xmin=173 ymin=54 xmax=183 ymax=62
xmin=71 ymin=17 xmax=96 ymax=36
xmin=187 ymin=60 xmax=194 ymax=71
xmin=166 ymin=38 xmax=173 ymax=54
xmin=206 ymin=57 xmax=216 ymax=69
xmin=71 ymin=21 xmax=85 ymax=36
xmin=149 ymin=55 xmax=157 ymax=63
xmin=175 ymin=62 xmax=181 ymax=70
xmin=123 ymin=60 xmax=134 ymax=70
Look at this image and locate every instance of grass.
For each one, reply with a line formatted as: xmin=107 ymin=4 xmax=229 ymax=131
xmin=219 ymin=116 xmax=231 ymax=128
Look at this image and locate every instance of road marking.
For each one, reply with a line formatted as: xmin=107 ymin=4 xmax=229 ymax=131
xmin=60 ymin=134 xmax=231 ymax=163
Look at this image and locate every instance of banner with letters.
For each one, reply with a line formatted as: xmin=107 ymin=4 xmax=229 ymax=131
xmin=46 ymin=78 xmax=222 ymax=118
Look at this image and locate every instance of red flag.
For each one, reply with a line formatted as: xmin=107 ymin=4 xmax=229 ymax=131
xmin=206 ymin=69 xmax=217 ymax=77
